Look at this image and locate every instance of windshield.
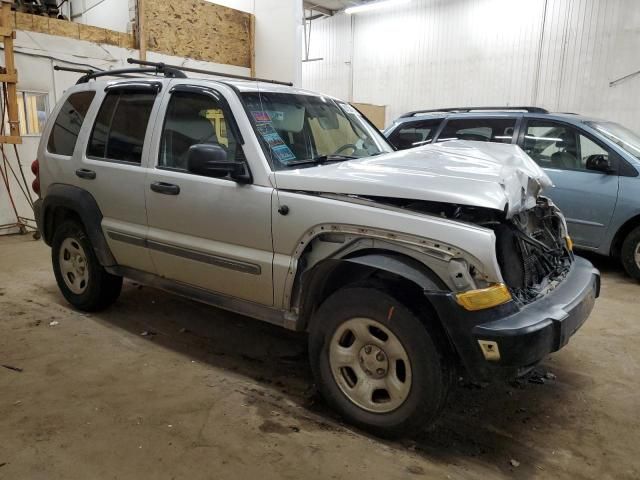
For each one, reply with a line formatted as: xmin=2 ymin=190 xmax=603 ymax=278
xmin=587 ymin=121 xmax=640 ymax=160
xmin=241 ymin=91 xmax=392 ymax=170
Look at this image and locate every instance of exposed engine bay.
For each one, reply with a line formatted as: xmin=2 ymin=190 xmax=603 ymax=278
xmin=356 ymin=195 xmax=572 ymax=304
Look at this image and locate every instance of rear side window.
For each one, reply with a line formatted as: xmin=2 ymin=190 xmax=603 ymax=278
xmin=388 ymin=119 xmax=441 ymax=150
xmin=87 ymin=90 xmax=156 ymax=164
xmin=47 ymin=91 xmax=95 ymax=156
xmin=437 ymin=118 xmax=516 ymax=144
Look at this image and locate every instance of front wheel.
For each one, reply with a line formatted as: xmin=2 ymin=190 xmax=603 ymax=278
xmin=308 ymin=287 xmax=452 ymax=438
xmin=52 ymin=220 xmax=122 ymax=311
xmin=621 ymin=226 xmax=640 ymax=281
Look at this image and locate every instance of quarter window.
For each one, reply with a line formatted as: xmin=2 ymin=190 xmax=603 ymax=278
xmin=388 ymin=119 xmax=441 ymax=150
xmin=47 ymin=91 xmax=95 ymax=156
xmin=87 ymin=90 xmax=156 ymax=164
xmin=437 ymin=118 xmax=516 ymax=143
xmin=523 ymin=120 xmax=609 ymax=171
xmin=159 ymin=91 xmax=238 ymax=171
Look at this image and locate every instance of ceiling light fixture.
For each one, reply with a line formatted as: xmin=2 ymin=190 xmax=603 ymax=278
xmin=345 ymin=0 xmax=411 ymax=15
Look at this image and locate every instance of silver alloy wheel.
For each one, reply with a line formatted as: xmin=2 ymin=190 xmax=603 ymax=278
xmin=59 ymin=237 xmax=89 ymax=294
xmin=635 ymin=243 xmax=640 ymax=269
xmin=329 ymin=317 xmax=412 ymax=413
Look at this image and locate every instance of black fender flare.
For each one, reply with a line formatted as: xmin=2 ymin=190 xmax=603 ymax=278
xmin=342 ymin=252 xmax=447 ymax=291
xmin=40 ymin=183 xmax=116 ymax=266
xmin=296 ymin=250 xmax=448 ymax=330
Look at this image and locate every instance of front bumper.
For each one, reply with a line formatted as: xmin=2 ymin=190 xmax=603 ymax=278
xmin=426 ymin=256 xmax=600 ymax=382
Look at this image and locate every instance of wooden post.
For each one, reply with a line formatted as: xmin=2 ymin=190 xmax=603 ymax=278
xmin=0 ymin=0 xmax=21 ymax=144
xmin=137 ymin=0 xmax=146 ymax=61
xmin=249 ymin=14 xmax=256 ymax=78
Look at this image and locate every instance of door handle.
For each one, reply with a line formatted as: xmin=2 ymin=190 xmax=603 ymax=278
xmin=150 ymin=181 xmax=180 ymax=195
xmin=75 ymin=168 xmax=96 ymax=180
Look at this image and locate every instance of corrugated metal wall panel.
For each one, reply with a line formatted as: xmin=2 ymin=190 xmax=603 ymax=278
xmin=302 ymin=0 xmax=640 ymax=131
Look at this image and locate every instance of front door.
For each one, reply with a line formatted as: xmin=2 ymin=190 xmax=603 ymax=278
xmin=520 ymin=119 xmax=619 ymax=249
xmin=144 ymin=85 xmax=274 ymax=306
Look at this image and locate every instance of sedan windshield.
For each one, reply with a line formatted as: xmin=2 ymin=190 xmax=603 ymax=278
xmin=587 ymin=121 xmax=640 ymax=160
xmin=241 ymin=91 xmax=393 ymax=170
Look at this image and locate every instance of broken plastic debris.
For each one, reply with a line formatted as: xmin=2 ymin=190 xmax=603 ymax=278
xmin=510 ymin=459 xmax=520 ymax=467
xmin=49 ymin=320 xmax=59 ymax=326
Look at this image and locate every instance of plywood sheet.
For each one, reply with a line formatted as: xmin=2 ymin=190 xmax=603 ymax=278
xmin=16 ymin=14 xmax=131 ymax=48
xmin=352 ymin=103 xmax=387 ymax=130
xmin=144 ymin=0 xmax=252 ymax=67
xmin=48 ymin=17 xmax=80 ymax=38
xmin=78 ymin=24 xmax=108 ymax=44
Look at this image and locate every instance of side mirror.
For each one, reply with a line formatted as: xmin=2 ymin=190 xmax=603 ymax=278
xmin=586 ymin=154 xmax=613 ymax=173
xmin=187 ymin=144 xmax=250 ymax=183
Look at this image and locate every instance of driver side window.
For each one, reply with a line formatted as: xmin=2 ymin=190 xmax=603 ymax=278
xmin=523 ymin=120 xmax=609 ymax=171
xmin=159 ymin=91 xmax=238 ymax=170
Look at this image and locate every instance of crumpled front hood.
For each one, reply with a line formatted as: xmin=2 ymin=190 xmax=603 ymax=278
xmin=273 ymin=140 xmax=552 ymax=218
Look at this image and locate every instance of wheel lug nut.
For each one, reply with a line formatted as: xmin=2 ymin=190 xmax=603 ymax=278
xmin=376 ymin=352 xmax=384 ymax=361
xmin=376 ymin=368 xmax=385 ymax=376
xmin=364 ymin=346 xmax=372 ymax=354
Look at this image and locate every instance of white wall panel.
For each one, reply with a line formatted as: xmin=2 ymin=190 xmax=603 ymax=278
xmin=302 ymin=0 xmax=640 ymax=131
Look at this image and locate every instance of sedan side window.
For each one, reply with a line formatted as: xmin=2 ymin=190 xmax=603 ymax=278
xmin=436 ymin=118 xmax=516 ymax=144
xmin=523 ymin=120 xmax=609 ymax=171
xmin=159 ymin=91 xmax=238 ymax=171
xmin=388 ymin=119 xmax=441 ymax=149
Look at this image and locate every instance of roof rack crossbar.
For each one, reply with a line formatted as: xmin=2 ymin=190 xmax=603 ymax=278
xmin=54 ymin=64 xmax=187 ymax=84
xmin=400 ymin=106 xmax=549 ymax=117
xmin=127 ymin=58 xmax=294 ymax=86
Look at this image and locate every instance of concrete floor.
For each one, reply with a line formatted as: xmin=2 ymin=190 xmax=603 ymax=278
xmin=1 ymin=235 xmax=639 ymax=480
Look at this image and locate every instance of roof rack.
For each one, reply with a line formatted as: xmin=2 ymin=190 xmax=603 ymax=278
xmin=54 ymin=63 xmax=187 ymax=84
xmin=127 ymin=58 xmax=294 ymax=86
xmin=55 ymin=59 xmax=294 ymax=87
xmin=400 ymin=106 xmax=549 ymax=117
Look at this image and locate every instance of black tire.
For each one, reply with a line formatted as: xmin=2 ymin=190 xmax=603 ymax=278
xmin=308 ymin=286 xmax=452 ymax=438
xmin=621 ymin=226 xmax=640 ymax=281
xmin=51 ymin=220 xmax=122 ymax=311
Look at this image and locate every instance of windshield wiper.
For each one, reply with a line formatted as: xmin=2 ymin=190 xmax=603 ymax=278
xmin=286 ymin=154 xmax=357 ymax=167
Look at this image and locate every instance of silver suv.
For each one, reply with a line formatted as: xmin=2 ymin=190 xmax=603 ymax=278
xmin=33 ymin=63 xmax=600 ymax=437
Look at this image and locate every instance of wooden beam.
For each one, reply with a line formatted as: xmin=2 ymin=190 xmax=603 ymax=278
xmin=249 ymin=14 xmax=256 ymax=77
xmin=1 ymin=0 xmax=20 ymax=140
xmin=0 ymin=135 xmax=22 ymax=144
xmin=137 ymin=0 xmax=146 ymax=61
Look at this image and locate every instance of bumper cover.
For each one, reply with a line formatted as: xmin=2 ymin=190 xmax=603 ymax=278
xmin=33 ymin=198 xmax=44 ymax=240
xmin=426 ymin=256 xmax=600 ymax=381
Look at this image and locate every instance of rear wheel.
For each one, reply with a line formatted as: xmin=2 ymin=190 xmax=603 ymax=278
xmin=621 ymin=226 xmax=640 ymax=281
xmin=308 ymin=287 xmax=452 ymax=438
xmin=52 ymin=220 xmax=122 ymax=311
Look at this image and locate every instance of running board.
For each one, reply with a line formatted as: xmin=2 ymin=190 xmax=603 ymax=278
xmin=106 ymin=265 xmax=300 ymax=331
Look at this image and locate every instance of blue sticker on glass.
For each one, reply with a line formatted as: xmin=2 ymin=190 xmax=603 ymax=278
xmin=271 ymin=144 xmax=296 ymax=163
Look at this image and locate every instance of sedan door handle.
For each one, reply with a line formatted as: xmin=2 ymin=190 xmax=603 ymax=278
xmin=75 ymin=168 xmax=96 ymax=180
xmin=150 ymin=181 xmax=180 ymax=195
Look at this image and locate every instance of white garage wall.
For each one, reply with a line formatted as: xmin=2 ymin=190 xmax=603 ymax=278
xmin=302 ymin=0 xmax=640 ymax=131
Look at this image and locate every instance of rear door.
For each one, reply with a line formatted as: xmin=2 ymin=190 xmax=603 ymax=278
xmin=78 ymin=82 xmax=163 ymax=273
xmin=518 ymin=118 xmax=619 ymax=248
xmin=144 ymin=83 xmax=274 ymax=305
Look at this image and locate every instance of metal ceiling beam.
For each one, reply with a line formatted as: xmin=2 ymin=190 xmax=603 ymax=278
xmin=303 ymin=2 xmax=334 ymax=16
